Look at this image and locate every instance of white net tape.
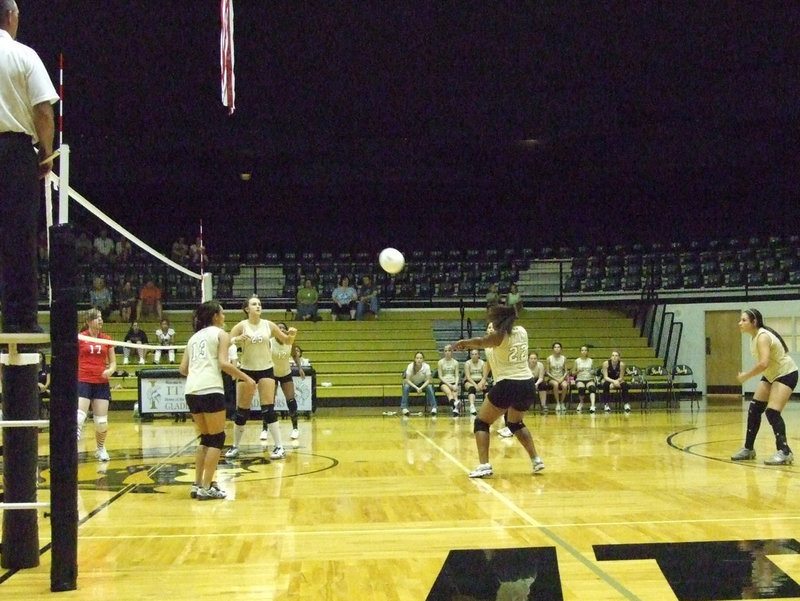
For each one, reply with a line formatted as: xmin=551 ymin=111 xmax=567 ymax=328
xmin=78 ymin=333 xmax=185 ymax=353
xmin=46 ymin=172 xmax=201 ymax=281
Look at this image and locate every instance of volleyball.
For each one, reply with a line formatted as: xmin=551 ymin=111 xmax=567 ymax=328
xmin=379 ymin=247 xmax=405 ymax=274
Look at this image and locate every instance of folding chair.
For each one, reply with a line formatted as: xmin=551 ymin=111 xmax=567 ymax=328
xmin=672 ymin=364 xmax=700 ymax=411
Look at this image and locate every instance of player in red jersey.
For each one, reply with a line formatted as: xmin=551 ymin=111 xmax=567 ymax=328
xmin=77 ymin=308 xmax=116 ymax=461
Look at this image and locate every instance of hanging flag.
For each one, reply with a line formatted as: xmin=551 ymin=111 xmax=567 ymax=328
xmin=220 ymin=0 xmax=235 ymax=114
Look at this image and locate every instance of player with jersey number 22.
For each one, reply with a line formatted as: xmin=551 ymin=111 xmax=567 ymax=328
xmin=452 ymin=304 xmax=545 ymax=478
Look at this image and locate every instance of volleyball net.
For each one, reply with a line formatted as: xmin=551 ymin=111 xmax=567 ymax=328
xmin=43 ymin=145 xmax=212 ymax=355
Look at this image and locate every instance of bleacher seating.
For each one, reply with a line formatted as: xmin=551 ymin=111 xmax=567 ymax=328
xmin=42 ymin=234 xmax=800 ymax=313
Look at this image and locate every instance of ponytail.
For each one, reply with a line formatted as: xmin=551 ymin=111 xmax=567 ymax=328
xmin=746 ymin=308 xmax=789 ymax=353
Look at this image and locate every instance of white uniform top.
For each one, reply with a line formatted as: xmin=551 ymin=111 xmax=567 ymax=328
xmin=155 ymin=327 xmax=175 ymax=345
xmin=547 ymin=354 xmax=567 ymax=379
xmin=491 ymin=326 xmax=532 ymax=382
xmin=270 ymin=337 xmax=293 ymax=377
xmin=464 ymin=358 xmax=485 ymax=382
xmin=437 ymin=357 xmax=458 ymax=385
xmin=752 ymin=327 xmax=797 ymax=382
xmin=184 ymin=326 xmax=224 ymax=395
xmin=575 ymin=357 xmax=594 ymax=381
xmin=239 ymin=319 xmax=273 ymax=370
xmin=0 ymin=30 xmax=59 ymax=140
xmin=405 ymin=362 xmax=432 ymax=386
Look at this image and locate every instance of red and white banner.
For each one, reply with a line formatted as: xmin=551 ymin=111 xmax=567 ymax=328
xmin=220 ymin=0 xmax=235 ymax=114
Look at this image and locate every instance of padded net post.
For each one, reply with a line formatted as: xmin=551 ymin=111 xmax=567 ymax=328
xmin=57 ymin=144 xmax=70 ymax=224
xmin=48 ymin=223 xmax=79 ymax=591
xmin=202 ymin=272 xmax=213 ymax=302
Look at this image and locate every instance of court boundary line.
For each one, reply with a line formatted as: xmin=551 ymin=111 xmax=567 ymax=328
xmin=72 ymin=513 xmax=800 ymax=541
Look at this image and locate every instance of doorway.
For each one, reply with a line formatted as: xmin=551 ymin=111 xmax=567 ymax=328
xmin=705 ymin=310 xmax=741 ymax=394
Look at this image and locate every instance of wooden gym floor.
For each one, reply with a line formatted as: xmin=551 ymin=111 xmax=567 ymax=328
xmin=3 ymin=399 xmax=800 ymax=600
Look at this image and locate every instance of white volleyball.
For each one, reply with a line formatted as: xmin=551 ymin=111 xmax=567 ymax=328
xmin=379 ymin=247 xmax=405 ymax=274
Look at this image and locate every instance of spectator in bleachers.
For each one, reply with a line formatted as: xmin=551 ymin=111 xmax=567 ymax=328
xmin=400 ymin=351 xmax=437 ymax=416
xmin=507 ymin=283 xmax=523 ymax=314
xmin=117 ymin=279 xmax=137 ymax=322
xmin=114 ymin=237 xmax=133 ymax=264
xmin=485 ymin=282 xmax=500 ymax=309
xmin=93 ymin=228 xmax=115 ymax=262
xmin=171 ymin=236 xmax=189 ymax=264
xmin=331 ymin=275 xmax=357 ymax=321
xmin=296 ymin=278 xmax=320 ymax=321
xmin=463 ymin=349 xmax=488 ymax=416
xmin=437 ymin=344 xmax=460 ymax=415
xmin=89 ymin=276 xmax=113 ymax=321
xmin=601 ymin=350 xmax=629 ymax=412
xmin=528 ymin=351 xmax=548 ymax=413
xmin=290 ymin=345 xmax=311 ymax=370
xmin=572 ymin=345 xmax=597 ymax=413
xmin=154 ymin=318 xmax=176 ymax=364
xmin=546 ymin=342 xmax=570 ymax=412
xmin=123 ymin=320 xmax=148 ymax=365
xmin=189 ymin=236 xmax=207 ymax=267
xmin=355 ymin=274 xmax=379 ymax=320
xmin=137 ymin=279 xmax=163 ymax=321
xmin=75 ymin=230 xmax=93 ymax=261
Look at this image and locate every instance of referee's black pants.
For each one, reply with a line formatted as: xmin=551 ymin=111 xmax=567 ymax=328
xmin=0 ymin=133 xmax=41 ymax=333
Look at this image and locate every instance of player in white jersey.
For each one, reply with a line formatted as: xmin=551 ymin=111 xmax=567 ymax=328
xmin=225 ymin=296 xmax=297 ymax=460
xmin=731 ymin=308 xmax=798 ymax=465
xmin=453 ymin=305 xmax=544 ymax=478
xmin=179 ymin=301 xmax=254 ymax=500
xmin=261 ymin=322 xmax=305 ymax=441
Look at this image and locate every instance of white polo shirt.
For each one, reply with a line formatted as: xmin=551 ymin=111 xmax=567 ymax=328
xmin=0 ymin=29 xmax=59 ymax=140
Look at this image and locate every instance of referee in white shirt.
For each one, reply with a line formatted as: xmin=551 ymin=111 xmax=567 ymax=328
xmin=0 ymin=0 xmax=58 ymax=334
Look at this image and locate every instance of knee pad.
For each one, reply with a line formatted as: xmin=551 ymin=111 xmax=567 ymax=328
xmin=473 ymin=418 xmax=490 ymax=433
xmin=93 ymin=414 xmax=108 ymax=433
xmin=262 ymin=405 xmax=278 ymax=425
xmin=507 ymin=420 xmax=525 ymax=433
xmin=765 ymin=407 xmax=784 ymax=427
xmin=234 ymin=409 xmax=248 ymax=426
xmin=749 ymin=400 xmax=768 ymax=416
xmin=77 ymin=409 xmax=87 ymax=426
xmin=286 ymin=399 xmax=298 ymax=415
xmin=202 ymin=431 xmax=225 ymax=449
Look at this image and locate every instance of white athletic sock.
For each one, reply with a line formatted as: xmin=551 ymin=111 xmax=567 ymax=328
xmin=268 ymin=420 xmax=283 ymax=447
xmin=233 ymin=424 xmax=245 ymax=448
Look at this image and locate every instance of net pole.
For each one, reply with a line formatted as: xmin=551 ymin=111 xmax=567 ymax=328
xmin=48 ymin=224 xmax=79 ymax=591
